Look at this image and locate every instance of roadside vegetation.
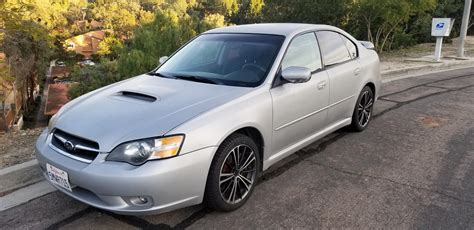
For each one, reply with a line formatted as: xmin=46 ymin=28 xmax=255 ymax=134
xmin=1 ymin=0 xmax=473 ymax=105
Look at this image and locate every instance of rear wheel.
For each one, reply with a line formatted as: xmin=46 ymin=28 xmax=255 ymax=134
xmin=350 ymin=86 xmax=374 ymax=131
xmin=204 ymin=133 xmax=260 ymax=211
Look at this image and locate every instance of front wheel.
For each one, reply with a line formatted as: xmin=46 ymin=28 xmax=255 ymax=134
xmin=350 ymin=86 xmax=374 ymax=131
xmin=204 ymin=133 xmax=260 ymax=211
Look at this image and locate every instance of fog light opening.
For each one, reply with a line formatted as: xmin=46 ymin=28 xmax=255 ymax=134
xmin=138 ymin=196 xmax=148 ymax=204
xmin=128 ymin=196 xmax=152 ymax=206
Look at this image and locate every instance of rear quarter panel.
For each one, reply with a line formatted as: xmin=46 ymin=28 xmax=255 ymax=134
xmin=358 ymin=47 xmax=381 ymax=99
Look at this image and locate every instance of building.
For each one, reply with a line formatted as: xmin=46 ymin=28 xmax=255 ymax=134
xmin=43 ymin=65 xmax=71 ymax=118
xmin=44 ymin=83 xmax=71 ymax=116
xmin=74 ymin=20 xmax=104 ymax=32
xmin=65 ymin=30 xmax=111 ymax=59
xmin=50 ymin=66 xmax=70 ymax=82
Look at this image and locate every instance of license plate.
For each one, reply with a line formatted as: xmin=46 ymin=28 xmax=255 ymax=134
xmin=46 ymin=163 xmax=72 ymax=192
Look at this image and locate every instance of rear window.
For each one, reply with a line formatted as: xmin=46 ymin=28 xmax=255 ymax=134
xmin=316 ymin=31 xmax=352 ymax=66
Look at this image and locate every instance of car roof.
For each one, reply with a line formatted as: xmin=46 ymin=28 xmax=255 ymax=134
xmin=204 ymin=23 xmax=338 ymax=37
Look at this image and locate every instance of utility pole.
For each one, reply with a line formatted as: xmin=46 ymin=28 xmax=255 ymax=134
xmin=457 ymin=0 xmax=472 ymax=57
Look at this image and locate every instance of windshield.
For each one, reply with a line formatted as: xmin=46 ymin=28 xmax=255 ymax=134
xmin=155 ymin=33 xmax=285 ymax=87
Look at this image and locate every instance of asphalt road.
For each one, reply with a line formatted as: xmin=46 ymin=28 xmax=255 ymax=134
xmin=2 ymin=67 xmax=474 ymax=229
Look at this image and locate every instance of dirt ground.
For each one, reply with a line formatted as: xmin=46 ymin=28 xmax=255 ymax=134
xmin=0 ymin=128 xmax=43 ymax=169
xmin=380 ymin=36 xmax=474 ymax=72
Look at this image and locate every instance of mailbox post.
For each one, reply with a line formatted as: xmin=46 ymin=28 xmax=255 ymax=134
xmin=431 ymin=18 xmax=454 ymax=62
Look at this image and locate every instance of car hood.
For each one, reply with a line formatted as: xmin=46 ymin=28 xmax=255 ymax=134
xmin=52 ymin=74 xmax=252 ymax=152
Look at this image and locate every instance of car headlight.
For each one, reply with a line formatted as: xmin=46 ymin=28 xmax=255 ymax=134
xmin=106 ymin=135 xmax=185 ymax=165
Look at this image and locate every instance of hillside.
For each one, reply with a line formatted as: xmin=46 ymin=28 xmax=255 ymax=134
xmin=0 ymin=128 xmax=42 ymax=168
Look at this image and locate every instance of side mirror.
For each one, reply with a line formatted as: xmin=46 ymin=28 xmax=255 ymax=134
xmin=159 ymin=56 xmax=169 ymax=65
xmin=281 ymin=66 xmax=311 ymax=83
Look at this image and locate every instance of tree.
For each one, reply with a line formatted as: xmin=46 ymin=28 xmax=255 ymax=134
xmin=0 ymin=58 xmax=15 ymax=130
xmin=198 ymin=0 xmax=239 ymax=15
xmin=97 ymin=33 xmax=124 ymax=60
xmin=261 ymin=0 xmax=349 ymax=27
xmin=68 ymin=60 xmax=120 ymax=99
xmin=352 ymin=0 xmax=436 ymax=52
xmin=117 ymin=9 xmax=198 ymax=77
xmin=117 ymin=7 xmax=226 ymax=78
xmin=2 ymin=21 xmax=52 ymax=109
xmin=228 ymin=0 xmax=265 ymax=24
xmin=433 ymin=0 xmax=473 ymax=35
xmin=1 ymin=1 xmax=53 ymax=111
xmin=68 ymin=3 xmax=228 ymax=98
xmin=90 ymin=0 xmax=152 ymax=37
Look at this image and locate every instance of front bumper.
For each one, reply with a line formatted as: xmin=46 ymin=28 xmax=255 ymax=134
xmin=35 ymin=129 xmax=216 ymax=215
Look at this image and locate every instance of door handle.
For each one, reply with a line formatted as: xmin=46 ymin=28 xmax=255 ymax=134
xmin=354 ymin=68 xmax=361 ymax=76
xmin=317 ymin=81 xmax=326 ymax=90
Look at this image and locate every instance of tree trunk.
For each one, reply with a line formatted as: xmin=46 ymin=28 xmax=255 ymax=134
xmin=22 ymin=80 xmax=28 ymax=111
xmin=0 ymin=101 xmax=8 ymax=131
xmin=30 ymin=73 xmax=36 ymax=100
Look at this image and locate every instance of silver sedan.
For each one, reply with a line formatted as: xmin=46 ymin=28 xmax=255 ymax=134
xmin=36 ymin=23 xmax=380 ymax=215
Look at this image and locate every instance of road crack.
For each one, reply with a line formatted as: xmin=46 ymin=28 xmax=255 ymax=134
xmin=305 ymin=159 xmax=474 ymax=206
xmin=380 ymin=73 xmax=474 ymax=98
xmin=374 ymin=84 xmax=474 ymax=119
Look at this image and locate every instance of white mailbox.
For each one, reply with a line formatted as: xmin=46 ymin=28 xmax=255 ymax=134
xmin=431 ymin=18 xmax=454 ymax=37
xmin=431 ymin=18 xmax=454 ymax=61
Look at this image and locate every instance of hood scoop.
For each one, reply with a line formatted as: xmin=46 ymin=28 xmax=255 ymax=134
xmin=118 ymin=91 xmax=157 ymax=102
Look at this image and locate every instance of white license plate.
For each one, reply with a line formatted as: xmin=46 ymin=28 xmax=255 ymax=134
xmin=46 ymin=163 xmax=72 ymax=192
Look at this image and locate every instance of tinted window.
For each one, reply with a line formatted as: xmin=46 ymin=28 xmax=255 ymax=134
xmin=187 ymin=41 xmax=223 ymax=66
xmin=281 ymin=33 xmax=322 ymax=71
xmin=316 ymin=31 xmax=352 ymax=66
xmin=157 ymin=34 xmax=285 ymax=87
xmin=341 ymin=35 xmax=358 ymax=59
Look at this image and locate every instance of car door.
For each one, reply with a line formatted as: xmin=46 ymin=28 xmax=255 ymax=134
xmin=316 ymin=31 xmax=360 ymax=125
xmin=270 ymin=32 xmax=330 ymax=155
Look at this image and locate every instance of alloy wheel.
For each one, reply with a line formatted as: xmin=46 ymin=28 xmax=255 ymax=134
xmin=357 ymin=90 xmax=374 ymax=127
xmin=219 ymin=144 xmax=257 ymax=204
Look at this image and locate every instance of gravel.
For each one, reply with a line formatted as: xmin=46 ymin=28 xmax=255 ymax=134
xmin=0 ymin=128 xmax=43 ymax=169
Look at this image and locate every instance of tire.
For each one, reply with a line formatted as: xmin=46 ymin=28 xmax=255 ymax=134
xmin=204 ymin=133 xmax=260 ymax=211
xmin=350 ymin=86 xmax=374 ymax=131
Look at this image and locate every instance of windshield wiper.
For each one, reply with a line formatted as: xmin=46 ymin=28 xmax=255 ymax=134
xmin=147 ymin=72 xmax=174 ymax=79
xmin=173 ymin=75 xmax=219 ymax=85
xmin=148 ymin=72 xmax=219 ymax=85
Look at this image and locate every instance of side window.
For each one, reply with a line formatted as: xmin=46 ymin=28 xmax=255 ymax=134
xmin=341 ymin=35 xmax=358 ymax=59
xmin=281 ymin=33 xmax=322 ymax=72
xmin=316 ymin=31 xmax=352 ymax=66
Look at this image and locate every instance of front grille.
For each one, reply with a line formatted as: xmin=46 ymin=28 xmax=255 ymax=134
xmin=51 ymin=129 xmax=100 ymax=162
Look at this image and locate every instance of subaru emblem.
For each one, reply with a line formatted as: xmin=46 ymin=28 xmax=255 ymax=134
xmin=64 ymin=141 xmax=75 ymax=151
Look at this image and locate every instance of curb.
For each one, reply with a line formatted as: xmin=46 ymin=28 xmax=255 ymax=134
xmin=381 ymin=59 xmax=474 ymax=82
xmin=0 ymin=159 xmax=44 ymax=196
xmin=0 ymin=180 xmax=55 ymax=211
xmin=0 ymin=159 xmax=38 ymax=176
xmin=381 ymin=65 xmax=474 ymax=84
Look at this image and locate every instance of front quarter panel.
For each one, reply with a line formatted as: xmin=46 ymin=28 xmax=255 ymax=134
xmin=167 ymin=88 xmax=273 ymax=162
